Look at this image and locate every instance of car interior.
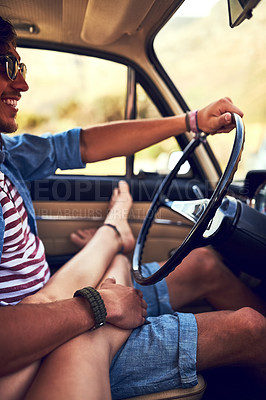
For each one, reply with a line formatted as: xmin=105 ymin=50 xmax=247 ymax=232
xmin=0 ymin=0 xmax=265 ymax=398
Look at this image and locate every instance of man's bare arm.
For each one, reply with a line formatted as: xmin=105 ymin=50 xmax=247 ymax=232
xmin=0 ymin=298 xmax=93 ymax=376
xmin=79 ymin=97 xmax=244 ymax=163
xmin=0 ymin=279 xmax=146 ymax=376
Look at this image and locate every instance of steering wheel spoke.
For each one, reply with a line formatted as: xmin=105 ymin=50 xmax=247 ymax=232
xmin=163 ymin=198 xmax=210 ymax=224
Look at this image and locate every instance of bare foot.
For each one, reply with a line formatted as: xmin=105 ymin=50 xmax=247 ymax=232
xmin=70 ymin=181 xmax=135 ymax=254
xmin=102 ymin=181 xmax=135 ymax=254
xmin=70 ymin=229 xmax=97 ymax=248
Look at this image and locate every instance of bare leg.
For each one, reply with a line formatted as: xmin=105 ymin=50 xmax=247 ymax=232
xmin=164 ymin=248 xmax=266 ymax=388
xmin=97 ymin=253 xmax=133 ymax=289
xmin=70 ymin=228 xmax=97 ymax=248
xmin=69 ymin=180 xmax=135 ymax=254
xmin=25 ymin=256 xmax=133 ymax=400
xmin=31 ymin=181 xmax=135 ymax=302
xmin=25 ymin=325 xmax=129 ymax=400
xmin=0 ymin=364 xmax=39 ymax=400
xmin=195 ymin=307 xmax=266 ymax=371
xmin=0 ymin=182 xmax=135 ymax=400
xmin=100 ymin=180 xmax=135 ymax=255
xmin=25 ymin=272 xmax=266 ymax=399
xmin=165 ymin=247 xmax=266 ymax=315
xmin=0 ymin=255 xmax=134 ymax=400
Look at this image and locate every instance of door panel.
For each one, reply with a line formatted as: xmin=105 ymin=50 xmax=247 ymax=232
xmin=31 ymin=176 xmax=209 ymax=270
xmin=34 ymin=200 xmax=193 ymax=263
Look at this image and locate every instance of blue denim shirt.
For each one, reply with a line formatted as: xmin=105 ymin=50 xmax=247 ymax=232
xmin=0 ymin=128 xmax=85 ymax=258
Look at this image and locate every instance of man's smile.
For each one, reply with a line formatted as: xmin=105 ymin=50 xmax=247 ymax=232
xmin=1 ymin=96 xmax=20 ymax=112
xmin=0 ymin=93 xmax=22 ymax=132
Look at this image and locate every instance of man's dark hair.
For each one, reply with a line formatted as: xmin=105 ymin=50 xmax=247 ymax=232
xmin=0 ymin=16 xmax=17 ymax=53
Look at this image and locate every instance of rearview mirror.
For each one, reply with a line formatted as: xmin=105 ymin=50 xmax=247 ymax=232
xmin=227 ymin=0 xmax=261 ymax=27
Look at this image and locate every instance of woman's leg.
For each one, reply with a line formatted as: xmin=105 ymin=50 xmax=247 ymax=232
xmin=70 ymin=181 xmax=134 ymax=254
xmin=0 ymin=182 xmax=135 ymax=400
xmin=31 ymin=181 xmax=135 ymax=303
xmin=70 ymin=228 xmax=97 ymax=248
xmin=25 ymin=324 xmax=130 ymax=400
xmin=25 ymin=256 xmax=134 ymax=400
xmin=0 ymin=254 xmax=134 ymax=400
xmin=97 ymin=253 xmax=133 ymax=288
xmin=0 ymin=363 xmax=40 ymax=400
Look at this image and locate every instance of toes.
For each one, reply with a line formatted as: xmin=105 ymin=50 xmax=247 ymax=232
xmin=118 ymin=180 xmax=132 ymax=203
xmin=118 ymin=180 xmax=129 ymax=193
xmin=110 ymin=181 xmax=131 ymax=208
xmin=70 ymin=229 xmax=96 ymax=249
xmin=70 ymin=232 xmax=86 ymax=248
xmin=79 ymin=229 xmax=96 ymax=239
xmin=109 ymin=187 xmax=119 ymax=209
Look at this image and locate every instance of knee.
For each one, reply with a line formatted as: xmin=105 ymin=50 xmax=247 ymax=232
xmin=114 ymin=254 xmax=131 ymax=271
xmin=236 ymin=307 xmax=266 ymax=341
xmin=109 ymin=254 xmax=133 ymax=286
xmin=189 ymin=247 xmax=219 ymax=277
xmin=186 ymin=247 xmax=230 ymax=296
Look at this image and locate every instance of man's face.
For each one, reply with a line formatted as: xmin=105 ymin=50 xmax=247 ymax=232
xmin=0 ymin=44 xmax=29 ymax=133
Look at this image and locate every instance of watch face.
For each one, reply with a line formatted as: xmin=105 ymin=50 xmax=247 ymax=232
xmin=253 ymin=181 xmax=266 ymax=215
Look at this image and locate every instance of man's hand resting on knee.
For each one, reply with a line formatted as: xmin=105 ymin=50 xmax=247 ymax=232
xmin=99 ymin=278 xmax=147 ymax=329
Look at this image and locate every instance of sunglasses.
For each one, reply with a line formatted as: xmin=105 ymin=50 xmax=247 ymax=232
xmin=0 ymin=55 xmax=27 ymax=81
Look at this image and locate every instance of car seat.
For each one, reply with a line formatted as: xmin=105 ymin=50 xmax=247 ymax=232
xmin=123 ymin=374 xmax=206 ymax=399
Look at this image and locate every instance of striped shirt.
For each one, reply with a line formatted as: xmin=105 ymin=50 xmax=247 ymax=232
xmin=0 ymin=172 xmax=50 ymax=305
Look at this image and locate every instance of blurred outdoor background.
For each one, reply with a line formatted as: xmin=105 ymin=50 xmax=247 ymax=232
xmin=15 ymin=0 xmax=266 ymax=180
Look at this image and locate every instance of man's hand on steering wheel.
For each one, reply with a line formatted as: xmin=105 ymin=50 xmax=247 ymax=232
xmin=197 ymin=97 xmax=244 ymax=134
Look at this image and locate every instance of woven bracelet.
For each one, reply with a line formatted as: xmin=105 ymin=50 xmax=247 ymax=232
xmin=74 ymin=287 xmax=107 ymax=330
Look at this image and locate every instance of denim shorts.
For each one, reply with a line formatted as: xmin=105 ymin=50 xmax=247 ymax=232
xmin=110 ymin=262 xmax=198 ymax=399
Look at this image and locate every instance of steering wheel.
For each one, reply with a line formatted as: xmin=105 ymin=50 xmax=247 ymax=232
xmin=132 ymin=113 xmax=245 ymax=285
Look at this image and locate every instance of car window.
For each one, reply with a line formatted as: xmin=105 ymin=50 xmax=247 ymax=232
xmin=15 ymin=48 xmax=183 ymax=177
xmin=134 ymin=84 xmax=183 ymax=175
xmin=154 ymin=0 xmax=266 ymax=180
xmin=16 ymin=48 xmax=127 ymax=176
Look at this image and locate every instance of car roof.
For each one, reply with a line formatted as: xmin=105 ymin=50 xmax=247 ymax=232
xmin=0 ymin=0 xmax=183 ymax=61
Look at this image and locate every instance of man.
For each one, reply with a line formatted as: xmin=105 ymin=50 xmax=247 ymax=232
xmin=1 ymin=16 xmax=265 ymax=400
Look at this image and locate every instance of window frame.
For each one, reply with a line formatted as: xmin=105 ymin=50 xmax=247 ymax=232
xmin=17 ymin=38 xmax=220 ymax=183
